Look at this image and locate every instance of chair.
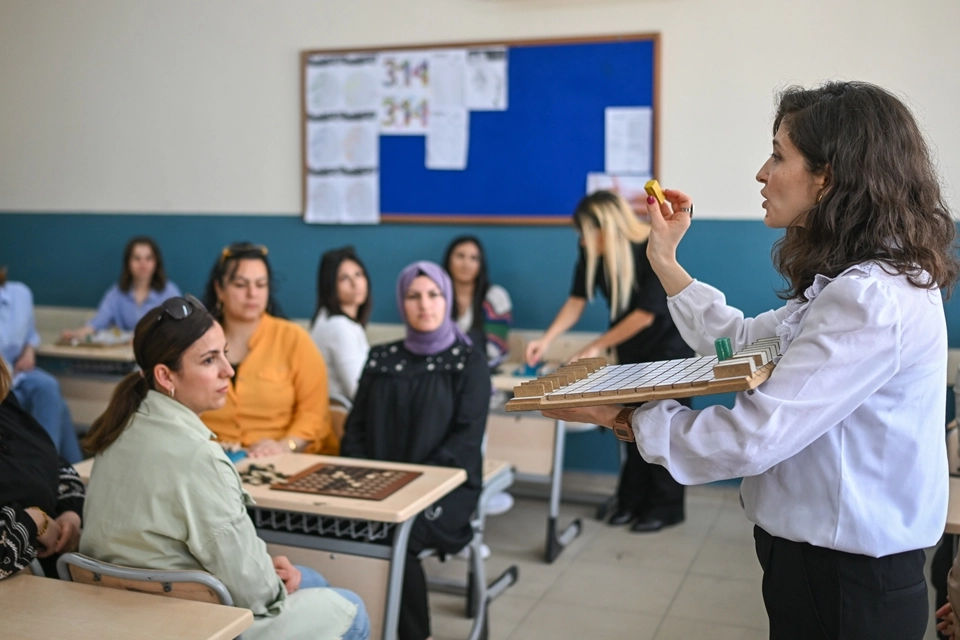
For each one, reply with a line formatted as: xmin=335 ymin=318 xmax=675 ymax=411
xmin=329 ymin=400 xmax=350 ymax=442
xmin=21 ymin=558 xmax=45 ymax=577
xmin=423 ymin=459 xmax=519 ymax=640
xmin=56 ymin=553 xmax=235 ymax=607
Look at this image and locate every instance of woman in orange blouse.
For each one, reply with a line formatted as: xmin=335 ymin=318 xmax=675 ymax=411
xmin=201 ymin=242 xmax=336 ymax=457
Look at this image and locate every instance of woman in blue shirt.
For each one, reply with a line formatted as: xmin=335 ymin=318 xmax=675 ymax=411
xmin=0 ymin=268 xmax=82 ymax=463
xmin=62 ymin=236 xmax=180 ymax=339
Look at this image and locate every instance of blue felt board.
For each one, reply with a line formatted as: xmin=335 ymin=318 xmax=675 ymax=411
xmin=377 ymin=38 xmax=657 ymax=221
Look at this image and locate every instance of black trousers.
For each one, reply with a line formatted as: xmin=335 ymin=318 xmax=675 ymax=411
xmin=398 ymin=550 xmax=431 ymax=640
xmin=753 ymin=526 xmax=928 ymax=640
xmin=397 ymin=492 xmax=476 ymax=640
xmin=615 ymin=398 xmax=690 ymax=520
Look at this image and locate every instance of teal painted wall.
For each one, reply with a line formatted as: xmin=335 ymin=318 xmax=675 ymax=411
xmin=2 ymin=213 xmax=957 ymax=473
xmin=1 ymin=213 xmax=791 ymax=328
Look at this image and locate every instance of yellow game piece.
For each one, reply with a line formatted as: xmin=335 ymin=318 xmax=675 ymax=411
xmin=644 ymin=179 xmax=665 ymax=205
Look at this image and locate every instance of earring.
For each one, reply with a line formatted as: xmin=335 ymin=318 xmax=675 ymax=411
xmin=169 ymin=387 xmax=175 ymax=399
xmin=215 ymin=300 xmax=223 ymax=314
xmin=817 ymin=191 xmax=825 ymax=204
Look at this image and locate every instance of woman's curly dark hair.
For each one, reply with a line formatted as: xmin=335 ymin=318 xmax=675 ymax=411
xmin=771 ymin=81 xmax=959 ymax=301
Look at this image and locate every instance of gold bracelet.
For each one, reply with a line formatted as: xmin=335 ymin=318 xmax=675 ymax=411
xmin=31 ymin=508 xmax=51 ymax=537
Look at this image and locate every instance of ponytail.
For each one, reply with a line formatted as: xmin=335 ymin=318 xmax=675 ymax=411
xmin=82 ymin=372 xmax=150 ymax=454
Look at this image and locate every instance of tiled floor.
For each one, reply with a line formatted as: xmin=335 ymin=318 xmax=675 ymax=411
xmin=425 ymin=476 xmax=943 ymax=640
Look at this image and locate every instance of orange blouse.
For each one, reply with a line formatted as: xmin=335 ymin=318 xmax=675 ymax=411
xmin=201 ymin=314 xmax=336 ymax=454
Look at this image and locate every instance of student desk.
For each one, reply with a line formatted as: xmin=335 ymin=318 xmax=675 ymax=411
xmin=0 ymin=572 xmax=252 ymax=640
xmin=35 ymin=341 xmax=134 ymax=428
xmin=76 ymin=454 xmax=465 ymax=640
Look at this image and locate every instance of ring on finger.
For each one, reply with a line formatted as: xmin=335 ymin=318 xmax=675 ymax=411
xmin=679 ymin=204 xmax=694 ymax=217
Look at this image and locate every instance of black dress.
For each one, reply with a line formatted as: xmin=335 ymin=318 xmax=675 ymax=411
xmin=0 ymin=393 xmax=85 ymax=579
xmin=340 ymin=338 xmax=490 ymax=640
xmin=570 ymin=241 xmax=694 ymax=521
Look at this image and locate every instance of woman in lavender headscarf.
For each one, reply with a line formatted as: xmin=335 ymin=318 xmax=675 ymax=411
xmin=340 ymin=261 xmax=490 ymax=640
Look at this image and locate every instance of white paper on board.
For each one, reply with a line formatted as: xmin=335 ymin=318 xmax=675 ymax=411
xmin=304 ymin=53 xmax=382 ymax=224
xmin=426 ymin=108 xmax=470 ymax=170
xmin=430 ymin=50 xmax=467 ymax=109
xmin=306 ymin=119 xmax=379 ymax=172
xmin=379 ymin=50 xmax=431 ymax=135
xmin=305 ymin=172 xmax=380 ymax=225
xmin=305 ymin=53 xmax=379 ymax=117
xmin=465 ymin=48 xmax=508 ymax=111
xmin=604 ymin=107 xmax=652 ymax=175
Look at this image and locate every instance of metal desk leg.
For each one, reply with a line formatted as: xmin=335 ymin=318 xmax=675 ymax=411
xmin=545 ymin=419 xmax=582 ymax=563
xmin=383 ymin=518 xmax=415 ymax=640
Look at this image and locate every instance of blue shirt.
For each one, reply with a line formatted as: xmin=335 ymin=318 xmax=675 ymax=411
xmin=0 ymin=282 xmax=41 ymax=368
xmin=88 ymin=281 xmax=181 ymax=331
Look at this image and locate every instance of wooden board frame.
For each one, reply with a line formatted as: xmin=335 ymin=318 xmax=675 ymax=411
xmin=506 ymin=337 xmax=781 ymax=411
xmin=300 ymin=32 xmax=660 ymax=225
xmin=271 ymin=462 xmax=423 ymax=501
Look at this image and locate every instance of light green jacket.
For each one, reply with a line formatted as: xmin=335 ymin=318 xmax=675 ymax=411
xmin=81 ymin=390 xmax=357 ymax=640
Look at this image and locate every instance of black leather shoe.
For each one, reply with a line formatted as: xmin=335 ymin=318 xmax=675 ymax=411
xmin=629 ymin=513 xmax=684 ymax=533
xmin=607 ymin=509 xmax=635 ymax=526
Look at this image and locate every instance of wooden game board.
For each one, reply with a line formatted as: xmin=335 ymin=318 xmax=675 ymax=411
xmin=505 ymin=337 xmax=781 ymax=411
xmin=270 ymin=463 xmax=423 ymax=501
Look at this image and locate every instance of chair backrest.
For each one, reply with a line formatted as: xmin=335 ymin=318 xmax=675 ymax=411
xmin=329 ymin=401 xmax=349 ymax=441
xmin=56 ymin=553 xmax=234 ymax=606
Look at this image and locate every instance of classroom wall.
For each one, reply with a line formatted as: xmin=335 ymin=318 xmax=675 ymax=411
xmin=0 ymin=0 xmax=957 ymax=217
xmin=2 ymin=0 xmax=959 ymax=472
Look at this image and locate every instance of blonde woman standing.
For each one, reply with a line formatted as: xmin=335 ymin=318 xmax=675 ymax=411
xmin=525 ymin=191 xmax=693 ymax=532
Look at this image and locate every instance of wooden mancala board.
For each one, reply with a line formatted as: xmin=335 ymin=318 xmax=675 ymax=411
xmin=505 ymin=337 xmax=781 ymax=411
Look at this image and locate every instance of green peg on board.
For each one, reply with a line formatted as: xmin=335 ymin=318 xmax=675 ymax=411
xmin=715 ymin=337 xmax=733 ymax=361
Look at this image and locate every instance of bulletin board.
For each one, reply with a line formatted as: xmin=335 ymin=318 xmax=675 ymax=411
xmin=301 ymin=33 xmax=659 ymax=225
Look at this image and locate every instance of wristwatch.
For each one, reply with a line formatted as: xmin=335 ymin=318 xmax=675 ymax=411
xmin=611 ymin=407 xmax=637 ymax=442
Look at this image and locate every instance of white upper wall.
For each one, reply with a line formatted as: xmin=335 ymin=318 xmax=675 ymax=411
xmin=1 ymin=0 xmax=957 ymax=219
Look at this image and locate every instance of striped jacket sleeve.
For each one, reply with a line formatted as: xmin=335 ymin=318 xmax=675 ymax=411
xmin=0 ymin=505 xmax=38 ymax=579
xmin=56 ymin=459 xmax=85 ymax=521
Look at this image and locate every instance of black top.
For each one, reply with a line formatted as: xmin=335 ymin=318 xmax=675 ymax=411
xmin=571 ymin=240 xmax=693 ymax=364
xmin=0 ymin=393 xmax=85 ymax=578
xmin=340 ymin=339 xmax=490 ymax=551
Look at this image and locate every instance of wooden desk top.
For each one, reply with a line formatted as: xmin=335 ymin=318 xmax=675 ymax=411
xmin=947 ymin=476 xmax=960 ymax=536
xmin=75 ymin=453 xmax=466 ymax=524
xmin=37 ymin=342 xmax=135 ymax=363
xmin=239 ymin=454 xmax=466 ymax=523
xmin=0 ymin=573 xmax=252 ymax=640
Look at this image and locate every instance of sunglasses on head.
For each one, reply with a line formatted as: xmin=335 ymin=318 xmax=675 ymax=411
xmin=220 ymin=244 xmax=268 ymax=265
xmin=154 ymin=294 xmax=204 ymax=324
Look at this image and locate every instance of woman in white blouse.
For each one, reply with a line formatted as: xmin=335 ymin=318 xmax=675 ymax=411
xmin=310 ymin=247 xmax=371 ymax=411
xmin=540 ymin=82 xmax=958 ymax=639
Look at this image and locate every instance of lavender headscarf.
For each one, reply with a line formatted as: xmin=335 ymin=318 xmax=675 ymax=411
xmin=396 ymin=261 xmax=471 ymax=356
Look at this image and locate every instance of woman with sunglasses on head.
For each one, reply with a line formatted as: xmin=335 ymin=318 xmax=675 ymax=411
xmin=62 ymin=236 xmax=180 ymax=341
xmin=341 ymin=262 xmax=490 ymax=640
xmin=0 ymin=358 xmax=85 ymax=580
xmin=200 ymin=242 xmax=336 ymax=458
xmin=310 ymin=246 xmax=372 ymax=412
xmin=80 ymin=296 xmax=370 ymax=640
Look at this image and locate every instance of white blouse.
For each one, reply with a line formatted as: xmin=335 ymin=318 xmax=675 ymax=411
xmin=632 ymin=262 xmax=948 ymax=557
xmin=309 ymin=309 xmax=369 ymax=411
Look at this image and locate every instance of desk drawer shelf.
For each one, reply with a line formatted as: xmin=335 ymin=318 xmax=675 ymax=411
xmin=250 ymin=507 xmax=396 ymax=542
